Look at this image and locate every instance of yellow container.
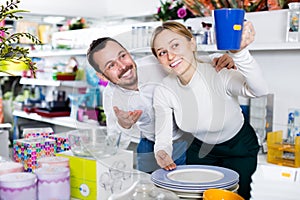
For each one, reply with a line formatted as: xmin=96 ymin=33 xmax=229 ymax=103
xmin=267 ymin=131 xmax=300 ymax=167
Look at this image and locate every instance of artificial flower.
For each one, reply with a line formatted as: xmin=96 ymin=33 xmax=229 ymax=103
xmin=154 ymin=0 xmax=196 ymax=21
xmin=177 ymin=7 xmax=188 ymax=18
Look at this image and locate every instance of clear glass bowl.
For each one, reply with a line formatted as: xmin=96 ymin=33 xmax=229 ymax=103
xmin=108 ymin=174 xmax=180 ymax=200
xmin=67 ymin=128 xmax=118 ymax=158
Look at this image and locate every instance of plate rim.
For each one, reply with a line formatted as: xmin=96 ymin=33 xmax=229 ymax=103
xmin=152 ymin=178 xmax=238 ymax=192
xmin=153 ymin=181 xmax=239 ymax=193
xmin=151 ymin=165 xmax=239 ymax=187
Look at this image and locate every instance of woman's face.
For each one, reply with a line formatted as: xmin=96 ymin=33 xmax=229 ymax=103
xmin=153 ymin=29 xmax=196 ymax=76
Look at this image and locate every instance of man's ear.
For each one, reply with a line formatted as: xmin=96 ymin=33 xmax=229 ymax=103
xmin=96 ymin=72 xmax=108 ymax=82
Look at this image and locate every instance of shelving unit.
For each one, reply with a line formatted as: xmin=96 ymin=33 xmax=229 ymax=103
xmin=127 ymin=42 xmax=300 ymax=54
xmin=12 ymin=110 xmax=140 ymax=143
xmin=11 ymin=44 xmax=95 ymax=141
xmin=13 ymin=110 xmax=99 ymax=129
xmin=19 ymin=77 xmax=88 ymax=88
xmin=198 ymin=42 xmax=300 ymax=52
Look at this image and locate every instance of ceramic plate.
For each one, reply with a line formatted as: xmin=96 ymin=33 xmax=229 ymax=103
xmin=167 ymin=168 xmax=223 ymax=183
xmin=172 ymin=184 xmax=239 ymax=199
xmin=151 ymin=165 xmax=239 ymax=187
xmin=152 ymin=178 xmax=238 ymax=193
xmin=153 ymin=181 xmax=239 ymax=194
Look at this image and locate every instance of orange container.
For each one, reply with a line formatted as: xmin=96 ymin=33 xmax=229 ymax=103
xmin=203 ymin=188 xmax=244 ymax=200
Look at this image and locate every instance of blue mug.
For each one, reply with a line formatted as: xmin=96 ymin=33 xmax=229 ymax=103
xmin=214 ymin=8 xmax=245 ymax=50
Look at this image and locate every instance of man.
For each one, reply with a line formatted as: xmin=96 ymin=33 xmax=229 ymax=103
xmin=87 ymin=37 xmax=235 ymax=172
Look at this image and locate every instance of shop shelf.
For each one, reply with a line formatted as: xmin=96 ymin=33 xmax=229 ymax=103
xmin=19 ymin=77 xmax=88 ymax=88
xmin=267 ymin=130 xmax=300 ymax=168
xmin=29 ymin=49 xmax=88 ymax=57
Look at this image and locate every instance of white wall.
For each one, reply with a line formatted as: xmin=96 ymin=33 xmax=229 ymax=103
xmin=251 ymin=50 xmax=300 ymax=134
xmin=242 ymin=10 xmax=300 ymax=135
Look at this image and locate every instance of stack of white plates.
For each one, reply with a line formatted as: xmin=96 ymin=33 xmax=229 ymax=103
xmin=250 ymin=164 xmax=300 ymax=200
xmin=151 ymin=165 xmax=239 ymax=199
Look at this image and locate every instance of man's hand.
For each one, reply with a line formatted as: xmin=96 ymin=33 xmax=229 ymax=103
xmin=156 ymin=150 xmax=176 ymax=171
xmin=213 ymin=53 xmax=236 ymax=72
xmin=113 ymin=106 xmax=142 ymax=129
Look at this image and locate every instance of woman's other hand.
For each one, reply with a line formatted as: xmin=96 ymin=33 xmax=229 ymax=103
xmin=156 ymin=150 xmax=176 ymax=170
xmin=230 ymin=21 xmax=255 ymax=53
xmin=213 ymin=53 xmax=237 ymax=72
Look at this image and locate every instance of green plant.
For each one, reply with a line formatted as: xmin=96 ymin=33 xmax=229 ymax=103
xmin=0 ymin=0 xmax=41 ymax=76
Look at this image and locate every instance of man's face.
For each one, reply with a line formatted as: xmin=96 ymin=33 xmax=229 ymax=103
xmin=93 ymin=41 xmax=138 ymax=90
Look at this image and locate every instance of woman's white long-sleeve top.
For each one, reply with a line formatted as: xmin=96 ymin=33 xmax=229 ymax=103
xmin=153 ymin=49 xmax=269 ymax=157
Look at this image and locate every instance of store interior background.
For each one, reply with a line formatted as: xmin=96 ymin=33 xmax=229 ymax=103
xmin=1 ymin=0 xmax=300 ymax=146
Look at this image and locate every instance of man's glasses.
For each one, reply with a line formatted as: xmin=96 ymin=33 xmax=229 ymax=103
xmin=103 ymin=51 xmax=130 ymax=72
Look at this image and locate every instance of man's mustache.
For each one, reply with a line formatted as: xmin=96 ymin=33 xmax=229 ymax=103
xmin=118 ymin=65 xmax=133 ymax=78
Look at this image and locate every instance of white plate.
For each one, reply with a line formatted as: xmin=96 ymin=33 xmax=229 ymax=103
xmin=153 ymin=180 xmax=239 ymax=193
xmin=154 ymin=182 xmax=239 ymax=194
xmin=174 ymin=184 xmax=239 ymax=199
xmin=167 ymin=168 xmax=223 ymax=183
xmin=151 ymin=178 xmax=238 ymax=191
xmin=250 ymin=191 xmax=299 ymax=200
xmin=151 ymin=165 xmax=239 ymax=187
xmin=250 ymin=182 xmax=300 ymax=196
xmin=175 ymin=192 xmax=202 ymax=199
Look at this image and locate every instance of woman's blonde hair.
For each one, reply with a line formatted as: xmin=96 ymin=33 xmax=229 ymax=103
xmin=150 ymin=21 xmax=194 ymax=57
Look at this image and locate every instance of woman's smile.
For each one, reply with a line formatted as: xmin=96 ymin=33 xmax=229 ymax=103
xmin=170 ymin=58 xmax=183 ymax=68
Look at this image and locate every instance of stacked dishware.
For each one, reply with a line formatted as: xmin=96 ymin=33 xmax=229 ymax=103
xmin=151 ymin=165 xmax=239 ymax=199
xmin=250 ymin=164 xmax=300 ymax=200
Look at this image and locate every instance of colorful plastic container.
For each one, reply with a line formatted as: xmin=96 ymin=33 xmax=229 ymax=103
xmin=35 ymin=166 xmax=70 ymax=200
xmin=0 ymin=172 xmax=37 ymax=200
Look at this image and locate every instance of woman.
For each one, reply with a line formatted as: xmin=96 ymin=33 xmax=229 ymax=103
xmin=150 ymin=21 xmax=268 ymax=200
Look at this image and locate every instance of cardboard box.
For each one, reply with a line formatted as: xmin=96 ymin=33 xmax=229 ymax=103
xmin=57 ymin=150 xmax=133 ymax=200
